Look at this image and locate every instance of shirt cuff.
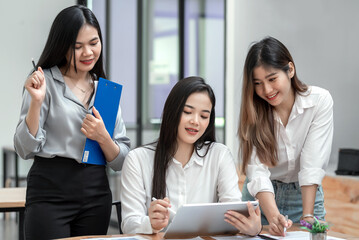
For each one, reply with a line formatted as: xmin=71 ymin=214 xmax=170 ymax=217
xmin=247 ymin=176 xmax=275 ymax=198
xmin=107 ymin=143 xmax=127 ymax=171
xmin=140 ymin=216 xmax=156 ymax=234
xmin=298 ymin=168 xmax=326 ymax=186
xmin=16 ymin=121 xmax=45 ymax=156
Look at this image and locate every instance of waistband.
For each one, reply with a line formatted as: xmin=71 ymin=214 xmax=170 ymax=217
xmin=34 ymin=155 xmax=90 ymax=167
xmin=271 ymin=180 xmax=300 ymax=190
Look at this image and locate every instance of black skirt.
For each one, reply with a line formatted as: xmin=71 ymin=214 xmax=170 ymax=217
xmin=26 ymin=156 xmax=111 ymax=205
xmin=25 ymin=155 xmax=112 ymax=239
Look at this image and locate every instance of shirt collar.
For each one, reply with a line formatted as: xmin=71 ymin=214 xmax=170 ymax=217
xmin=172 ymin=145 xmax=208 ymax=168
xmin=49 ymin=65 xmax=97 ymax=108
xmin=294 ymin=87 xmax=315 ymax=114
xmin=191 ymin=143 xmax=214 ymax=167
xmin=273 ymin=88 xmax=314 ymax=123
xmin=50 ymin=65 xmax=65 ymax=83
xmin=192 ymin=147 xmax=205 ymax=166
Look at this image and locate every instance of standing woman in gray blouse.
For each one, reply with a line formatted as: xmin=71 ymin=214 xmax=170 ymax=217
xmin=13 ymin=5 xmax=130 ymax=240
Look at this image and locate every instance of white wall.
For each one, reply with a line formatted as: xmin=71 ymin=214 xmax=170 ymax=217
xmin=0 ymin=0 xmax=76 ymax=185
xmin=2 ymin=0 xmax=358 ymax=185
xmin=226 ymin=0 xmax=359 ymax=173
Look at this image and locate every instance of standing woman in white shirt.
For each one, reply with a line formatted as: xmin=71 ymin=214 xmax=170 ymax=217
xmin=14 ymin=5 xmax=130 ymax=240
xmin=120 ymin=77 xmax=261 ymax=236
xmin=238 ymin=36 xmax=333 ymax=236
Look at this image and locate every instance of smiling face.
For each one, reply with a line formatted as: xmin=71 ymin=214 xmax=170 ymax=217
xmin=66 ymin=23 xmax=102 ymax=74
xmin=177 ymin=91 xmax=212 ymax=149
xmin=252 ymin=62 xmax=295 ymax=111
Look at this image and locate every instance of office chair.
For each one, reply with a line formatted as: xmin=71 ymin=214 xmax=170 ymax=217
xmin=112 ymin=200 xmax=123 ymax=234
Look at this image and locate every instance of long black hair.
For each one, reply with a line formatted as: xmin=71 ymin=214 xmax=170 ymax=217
xmin=151 ymin=76 xmax=216 ymax=199
xmin=36 ymin=5 xmax=106 ymax=80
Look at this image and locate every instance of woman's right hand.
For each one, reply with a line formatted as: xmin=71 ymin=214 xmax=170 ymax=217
xmin=25 ymin=67 xmax=46 ymax=103
xmin=268 ymin=213 xmax=292 ymax=236
xmin=148 ymin=197 xmax=171 ymax=233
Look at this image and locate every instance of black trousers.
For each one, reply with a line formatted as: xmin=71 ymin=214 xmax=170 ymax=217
xmin=25 ymin=156 xmax=112 ymax=240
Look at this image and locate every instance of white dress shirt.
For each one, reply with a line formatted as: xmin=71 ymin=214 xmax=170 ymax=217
xmin=246 ymin=86 xmax=334 ymax=197
xmin=120 ymin=142 xmax=242 ymax=234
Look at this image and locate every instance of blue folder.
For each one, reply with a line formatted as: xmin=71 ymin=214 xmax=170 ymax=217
xmin=82 ymin=77 xmax=123 ymax=165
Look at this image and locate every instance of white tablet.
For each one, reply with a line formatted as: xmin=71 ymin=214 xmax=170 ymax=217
xmin=163 ymin=201 xmax=259 ymax=238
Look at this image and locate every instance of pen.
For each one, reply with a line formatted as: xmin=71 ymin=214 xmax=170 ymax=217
xmin=151 ymin=197 xmax=176 ymax=215
xmin=257 ymin=234 xmax=278 ymax=240
xmin=284 ymin=214 xmax=288 ymax=233
xmin=32 ymin=58 xmax=36 ymax=71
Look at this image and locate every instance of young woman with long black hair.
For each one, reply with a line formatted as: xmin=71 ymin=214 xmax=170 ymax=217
xmin=120 ymin=77 xmax=261 ymax=236
xmin=14 ymin=5 xmax=130 ymax=239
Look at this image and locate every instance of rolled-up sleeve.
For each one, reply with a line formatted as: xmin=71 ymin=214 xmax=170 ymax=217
xmin=299 ymin=91 xmax=333 ymax=186
xmin=107 ymin=106 xmax=131 ymax=171
xmin=246 ymin=148 xmax=274 ymax=198
xmin=13 ymin=89 xmax=48 ymax=160
xmin=120 ymin=151 xmax=153 ymax=234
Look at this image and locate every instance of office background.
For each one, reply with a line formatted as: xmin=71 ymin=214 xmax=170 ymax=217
xmin=1 ymin=0 xmax=359 ymax=185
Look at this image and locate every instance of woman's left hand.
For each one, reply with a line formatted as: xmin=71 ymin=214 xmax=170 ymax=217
xmin=81 ymin=106 xmax=109 ymax=143
xmin=224 ymin=201 xmax=262 ymax=236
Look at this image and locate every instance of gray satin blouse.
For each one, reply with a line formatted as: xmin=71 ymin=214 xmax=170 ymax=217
xmin=14 ymin=66 xmax=130 ymax=171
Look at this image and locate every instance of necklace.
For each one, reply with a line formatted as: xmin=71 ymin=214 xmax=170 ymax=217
xmin=73 ymin=83 xmax=86 ymax=93
xmin=68 ymin=76 xmax=91 ymax=93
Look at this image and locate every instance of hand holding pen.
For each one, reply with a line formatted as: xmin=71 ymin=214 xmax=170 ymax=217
xmin=25 ymin=58 xmax=46 ymax=102
xmin=283 ymin=215 xmax=288 ymax=234
xmin=268 ymin=213 xmax=292 ymax=236
xmin=258 ymin=215 xmax=289 ymax=240
xmin=152 ymin=197 xmax=176 ymax=214
xmin=148 ymin=197 xmax=174 ymax=232
xmin=279 ymin=214 xmax=291 ymax=236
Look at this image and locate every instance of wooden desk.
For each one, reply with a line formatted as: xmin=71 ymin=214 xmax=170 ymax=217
xmin=58 ymin=224 xmax=358 ymax=240
xmin=0 ymin=187 xmax=26 ymax=240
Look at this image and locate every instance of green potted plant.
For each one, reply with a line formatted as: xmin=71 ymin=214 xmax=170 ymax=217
xmin=300 ymin=216 xmax=329 ymax=240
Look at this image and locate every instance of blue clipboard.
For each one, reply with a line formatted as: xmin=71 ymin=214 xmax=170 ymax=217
xmin=81 ymin=77 xmax=123 ymax=165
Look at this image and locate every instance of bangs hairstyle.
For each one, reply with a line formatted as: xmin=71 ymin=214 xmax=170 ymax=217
xmin=239 ymin=36 xmax=308 ymax=174
xmin=36 ymin=5 xmax=106 ymax=79
xmin=152 ymin=76 xmax=216 ymax=199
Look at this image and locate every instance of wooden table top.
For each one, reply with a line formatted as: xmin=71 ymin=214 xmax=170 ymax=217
xmin=0 ymin=187 xmax=26 ymax=208
xmin=58 ymin=224 xmax=359 ymax=240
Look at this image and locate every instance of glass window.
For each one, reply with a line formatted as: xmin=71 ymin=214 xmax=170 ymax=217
xmin=89 ymin=0 xmax=225 ymax=146
xmin=142 ymin=0 xmax=179 ymax=144
xmin=185 ymin=0 xmax=225 ymax=142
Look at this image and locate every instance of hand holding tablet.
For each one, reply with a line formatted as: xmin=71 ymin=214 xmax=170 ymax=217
xmin=163 ymin=201 xmax=259 ymax=238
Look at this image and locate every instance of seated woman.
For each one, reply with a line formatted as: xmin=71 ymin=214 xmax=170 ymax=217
xmin=120 ymin=77 xmax=261 ymax=236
